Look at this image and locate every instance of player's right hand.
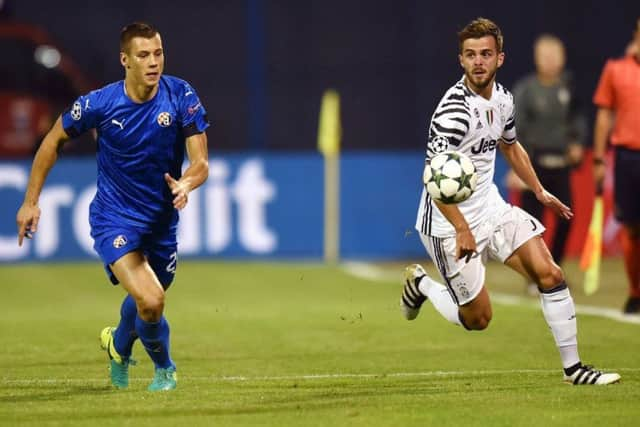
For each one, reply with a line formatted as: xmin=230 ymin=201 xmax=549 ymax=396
xmin=456 ymin=228 xmax=477 ymax=263
xmin=16 ymin=204 xmax=41 ymax=246
xmin=593 ymin=163 xmax=606 ymax=195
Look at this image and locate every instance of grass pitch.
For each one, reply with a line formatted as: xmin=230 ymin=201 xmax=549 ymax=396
xmin=0 ymin=259 xmax=638 ymax=426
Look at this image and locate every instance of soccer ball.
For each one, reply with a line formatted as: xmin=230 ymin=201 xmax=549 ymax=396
xmin=423 ymin=151 xmax=477 ymax=204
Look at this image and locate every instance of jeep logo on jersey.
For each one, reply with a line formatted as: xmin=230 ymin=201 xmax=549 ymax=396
xmin=113 ymin=235 xmax=127 ymax=248
xmin=71 ymin=101 xmax=82 ymax=121
xmin=471 ymin=138 xmax=498 ymax=154
xmin=157 ymin=112 xmax=172 ymax=127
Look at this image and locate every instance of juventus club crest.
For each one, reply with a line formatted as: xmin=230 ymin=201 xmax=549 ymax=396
xmin=485 ymin=109 xmax=494 ymax=125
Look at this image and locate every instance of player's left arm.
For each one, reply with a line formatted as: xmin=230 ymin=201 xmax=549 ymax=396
xmin=164 ymin=132 xmax=209 ymax=210
xmin=499 ymin=141 xmax=572 ymax=219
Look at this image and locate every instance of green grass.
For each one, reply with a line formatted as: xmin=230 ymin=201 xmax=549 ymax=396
xmin=0 ymin=259 xmax=638 ymax=426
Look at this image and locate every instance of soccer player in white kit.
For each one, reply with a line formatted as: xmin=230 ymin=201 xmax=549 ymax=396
xmin=401 ymin=17 xmax=620 ymax=385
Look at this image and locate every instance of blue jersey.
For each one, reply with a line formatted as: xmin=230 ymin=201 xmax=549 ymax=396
xmin=62 ymin=75 xmax=209 ymax=231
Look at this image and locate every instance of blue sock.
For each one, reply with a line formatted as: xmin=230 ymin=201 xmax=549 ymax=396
xmin=135 ymin=315 xmax=174 ymax=370
xmin=114 ymin=295 xmax=138 ymax=359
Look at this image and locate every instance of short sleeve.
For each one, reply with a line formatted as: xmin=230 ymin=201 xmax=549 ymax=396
xmin=177 ymin=82 xmax=210 ymax=137
xmin=61 ymin=91 xmax=101 ymax=138
xmin=501 ymin=105 xmax=517 ymax=144
xmin=593 ymin=60 xmax=615 ymax=108
xmin=500 ymin=92 xmax=517 ymax=144
xmin=426 ymin=101 xmax=470 ymax=160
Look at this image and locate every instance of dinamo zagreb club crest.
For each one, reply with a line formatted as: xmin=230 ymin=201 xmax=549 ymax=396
xmin=113 ymin=235 xmax=127 ymax=248
xmin=157 ymin=112 xmax=172 ymax=127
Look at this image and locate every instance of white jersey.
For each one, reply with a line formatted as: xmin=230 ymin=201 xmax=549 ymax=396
xmin=415 ymin=77 xmax=518 ymax=237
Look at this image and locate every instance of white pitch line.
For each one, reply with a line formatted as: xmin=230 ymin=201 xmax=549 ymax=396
xmin=3 ymin=368 xmax=640 ymax=385
xmin=342 ymin=262 xmax=640 ymax=325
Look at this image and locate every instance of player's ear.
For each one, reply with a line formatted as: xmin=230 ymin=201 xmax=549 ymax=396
xmin=458 ymin=54 xmax=464 ymax=68
xmin=120 ymin=52 xmax=128 ymax=69
xmin=497 ymin=52 xmax=505 ymax=68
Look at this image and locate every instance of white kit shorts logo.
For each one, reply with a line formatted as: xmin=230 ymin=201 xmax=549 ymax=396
xmin=113 ymin=235 xmax=128 ymax=248
xmin=71 ymin=101 xmax=82 ymax=121
xmin=157 ymin=112 xmax=172 ymax=127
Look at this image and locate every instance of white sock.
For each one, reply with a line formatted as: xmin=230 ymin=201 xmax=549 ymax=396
xmin=419 ymin=275 xmax=462 ymax=326
xmin=540 ymin=286 xmax=580 ymax=369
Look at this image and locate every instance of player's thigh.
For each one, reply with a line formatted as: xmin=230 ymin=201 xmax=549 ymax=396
xmin=91 ymin=226 xmax=143 ymax=285
xmin=489 ymin=205 xmax=545 ymax=265
xmin=458 ymin=285 xmax=492 ymax=327
xmin=145 ymin=225 xmax=178 ymax=289
xmin=420 ymin=233 xmax=487 ymax=307
xmin=505 ymin=235 xmax=562 ymax=288
xmin=110 ymin=251 xmax=165 ymax=303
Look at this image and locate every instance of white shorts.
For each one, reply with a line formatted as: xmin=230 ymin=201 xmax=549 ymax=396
xmin=420 ymin=205 xmax=545 ymax=306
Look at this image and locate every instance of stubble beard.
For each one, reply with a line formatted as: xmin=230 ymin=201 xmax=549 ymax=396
xmin=465 ymin=67 xmax=498 ymax=93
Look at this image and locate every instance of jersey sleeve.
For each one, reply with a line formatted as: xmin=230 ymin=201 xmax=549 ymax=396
xmin=61 ymin=91 xmax=102 ymax=138
xmin=593 ymin=60 xmax=615 ymax=108
xmin=176 ymin=82 xmax=210 ymax=137
xmin=426 ymin=96 xmax=470 ymax=160
xmin=501 ymin=95 xmax=517 ymax=144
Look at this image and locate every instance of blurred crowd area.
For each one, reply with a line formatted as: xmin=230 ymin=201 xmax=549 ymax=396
xmin=0 ymin=0 xmax=637 ymax=157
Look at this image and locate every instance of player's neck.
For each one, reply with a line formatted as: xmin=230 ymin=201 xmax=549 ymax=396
xmin=124 ymin=80 xmax=159 ymax=103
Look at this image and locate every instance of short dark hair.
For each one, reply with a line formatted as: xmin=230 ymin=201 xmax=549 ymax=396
xmin=458 ymin=17 xmax=503 ymax=53
xmin=120 ymin=22 xmax=158 ymax=53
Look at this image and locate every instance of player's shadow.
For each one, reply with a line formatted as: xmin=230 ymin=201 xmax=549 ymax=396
xmin=0 ymin=384 xmax=113 ymax=404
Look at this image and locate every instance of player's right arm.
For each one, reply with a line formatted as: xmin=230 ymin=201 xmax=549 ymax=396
xmin=16 ymin=116 xmax=70 ymax=246
xmin=592 ymin=107 xmax=614 ymax=191
xmin=592 ymin=60 xmax=615 ymax=192
xmin=435 ymin=201 xmax=476 ymax=261
xmin=425 ymin=84 xmax=475 ymax=260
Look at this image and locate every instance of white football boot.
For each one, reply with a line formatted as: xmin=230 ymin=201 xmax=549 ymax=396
xmin=401 ymin=264 xmax=428 ymax=320
xmin=564 ymin=365 xmax=621 ymax=385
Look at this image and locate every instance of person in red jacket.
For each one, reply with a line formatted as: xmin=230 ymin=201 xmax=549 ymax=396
xmin=592 ymin=18 xmax=640 ymax=314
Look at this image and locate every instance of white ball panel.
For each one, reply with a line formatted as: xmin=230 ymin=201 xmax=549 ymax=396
xmin=439 ymin=178 xmax=460 ymax=197
xmin=426 ymin=181 xmax=441 ymax=199
xmin=441 ymin=160 xmax=462 ymax=179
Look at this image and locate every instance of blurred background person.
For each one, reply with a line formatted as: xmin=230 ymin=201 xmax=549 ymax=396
xmin=592 ymin=18 xmax=640 ymax=314
xmin=508 ymin=34 xmax=586 ymax=294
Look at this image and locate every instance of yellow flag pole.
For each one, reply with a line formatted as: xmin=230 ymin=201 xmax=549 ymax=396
xmin=580 ymin=186 xmax=604 ymax=296
xmin=317 ymin=90 xmax=341 ymax=264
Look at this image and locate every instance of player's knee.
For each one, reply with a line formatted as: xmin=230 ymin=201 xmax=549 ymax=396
xmin=470 ymin=314 xmax=491 ymax=330
xmin=137 ymin=292 xmax=165 ymax=321
xmin=461 ymin=311 xmax=492 ymax=331
xmin=537 ymin=264 xmax=564 ymax=290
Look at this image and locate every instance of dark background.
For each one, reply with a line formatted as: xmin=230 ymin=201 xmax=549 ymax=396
xmin=3 ymin=0 xmax=638 ymax=151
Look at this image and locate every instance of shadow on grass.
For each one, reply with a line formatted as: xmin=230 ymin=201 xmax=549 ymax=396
xmin=0 ymin=384 xmax=113 ymax=403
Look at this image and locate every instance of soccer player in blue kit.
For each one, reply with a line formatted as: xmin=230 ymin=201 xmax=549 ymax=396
xmin=16 ymin=22 xmax=210 ymax=391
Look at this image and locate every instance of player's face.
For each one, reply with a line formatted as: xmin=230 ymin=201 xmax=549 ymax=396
xmin=121 ymin=34 xmax=164 ymax=87
xmin=458 ymin=36 xmax=504 ymax=94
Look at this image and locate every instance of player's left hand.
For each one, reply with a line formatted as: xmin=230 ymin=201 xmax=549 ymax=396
xmin=164 ymin=173 xmax=190 ymax=210
xmin=535 ymin=189 xmax=573 ymax=220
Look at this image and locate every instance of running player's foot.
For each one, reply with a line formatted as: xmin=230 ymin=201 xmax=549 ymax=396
xmin=563 ymin=364 xmax=621 ymax=385
xmin=148 ymin=367 xmax=177 ymax=391
xmin=401 ymin=264 xmax=428 ymax=320
xmin=100 ymin=326 xmax=135 ymax=389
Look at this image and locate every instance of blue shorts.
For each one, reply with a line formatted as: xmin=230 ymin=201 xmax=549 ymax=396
xmin=91 ymin=223 xmax=178 ymax=287
xmin=614 ymin=147 xmax=640 ymax=224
